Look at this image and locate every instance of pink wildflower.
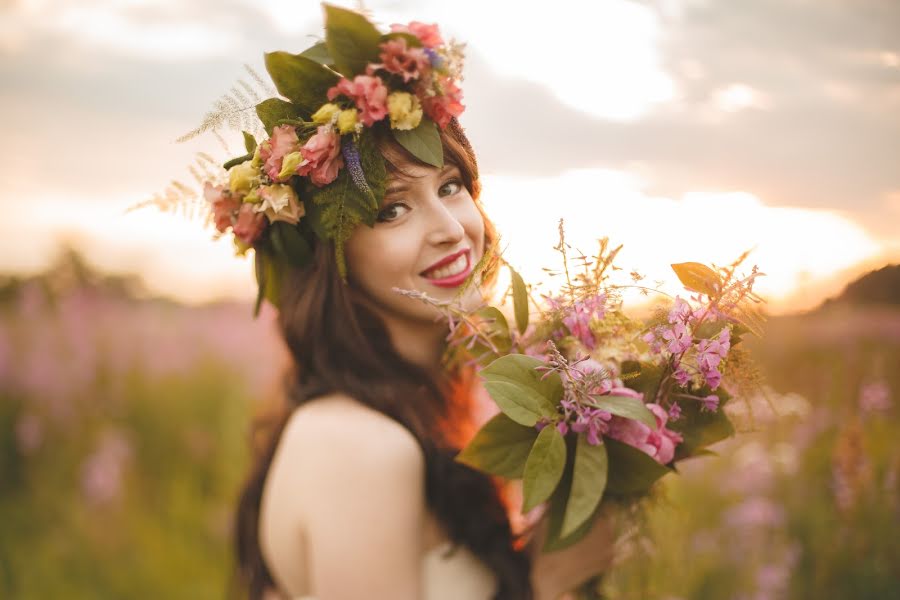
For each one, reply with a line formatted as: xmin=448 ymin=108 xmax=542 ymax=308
xmin=859 ymin=380 xmax=891 ymax=414
xmin=258 ymin=125 xmax=301 ymax=182
xmin=390 ymin=21 xmax=444 ymax=48
xmin=203 ymin=182 xmax=239 ymax=233
xmin=673 ymin=365 xmax=691 ymax=387
xmin=668 ymin=296 xmax=693 ymax=324
xmin=233 ymin=203 xmax=266 ymax=245
xmin=570 ymin=407 xmax=612 ymax=446
xmin=607 ymin=403 xmax=683 ymax=464
xmin=296 ymin=125 xmax=344 ymax=186
xmin=643 ymin=329 xmax=663 ymax=354
xmin=562 ymin=294 xmax=606 ymax=350
xmin=703 ymin=368 xmax=722 ymax=390
xmin=668 ymin=402 xmax=682 ymax=421
xmin=374 ymin=37 xmax=430 ymax=83
xmin=662 ymin=322 xmax=692 ymax=354
xmin=421 ymin=76 xmax=464 ymax=128
xmin=327 ymin=75 xmax=389 ymax=127
xmin=701 ymin=394 xmax=720 ymax=412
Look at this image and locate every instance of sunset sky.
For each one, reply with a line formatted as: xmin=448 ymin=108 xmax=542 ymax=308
xmin=2 ymin=0 xmax=898 ymax=313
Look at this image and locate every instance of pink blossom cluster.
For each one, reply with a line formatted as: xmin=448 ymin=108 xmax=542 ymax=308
xmin=643 ymin=296 xmax=732 ymax=393
xmin=328 ymin=21 xmax=465 ymax=130
xmin=536 ymin=357 xmax=683 ymax=464
xmin=561 ymin=294 xmax=607 ymax=350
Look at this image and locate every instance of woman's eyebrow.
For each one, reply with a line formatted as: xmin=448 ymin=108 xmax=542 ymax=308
xmin=385 ymin=165 xmax=460 ymax=194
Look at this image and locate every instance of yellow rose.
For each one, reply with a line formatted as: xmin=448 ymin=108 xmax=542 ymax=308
xmin=256 ymin=184 xmax=305 ymax=225
xmin=311 ymin=103 xmax=341 ymax=125
xmin=337 ymin=109 xmax=359 ymax=134
xmin=387 ymin=92 xmax=423 ymax=131
xmin=277 ymin=151 xmax=305 ymax=181
xmin=229 ymin=160 xmax=258 ymax=194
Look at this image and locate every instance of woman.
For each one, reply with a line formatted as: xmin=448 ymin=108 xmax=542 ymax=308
xmin=231 ymin=120 xmax=616 ymax=600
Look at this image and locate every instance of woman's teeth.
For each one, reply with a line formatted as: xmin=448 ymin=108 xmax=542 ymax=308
xmin=424 ymin=254 xmax=467 ymax=279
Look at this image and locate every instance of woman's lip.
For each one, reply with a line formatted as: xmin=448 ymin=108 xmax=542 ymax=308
xmin=420 ymin=250 xmax=473 ymax=288
xmin=420 ymin=248 xmax=469 ymax=275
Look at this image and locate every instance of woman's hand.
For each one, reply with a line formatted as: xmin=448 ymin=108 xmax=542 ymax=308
xmin=527 ymin=503 xmax=617 ymax=600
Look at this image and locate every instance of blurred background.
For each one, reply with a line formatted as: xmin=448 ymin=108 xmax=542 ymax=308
xmin=1 ymin=0 xmax=898 ymax=598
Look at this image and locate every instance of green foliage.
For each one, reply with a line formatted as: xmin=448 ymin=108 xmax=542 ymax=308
xmin=253 ymin=246 xmax=285 ymax=316
xmin=509 ymin=265 xmax=530 ymax=335
xmin=605 ymin=438 xmax=672 ymax=495
xmin=590 ymin=395 xmax=656 ymax=429
xmin=268 ymin=221 xmax=312 ymax=268
xmin=263 ymin=52 xmax=339 ymax=118
xmin=299 ymin=41 xmax=334 ymax=66
xmin=522 ymin=426 xmax=567 ymax=512
xmin=391 ymin=118 xmax=444 ymax=168
xmin=480 ymin=354 xmax=562 ymax=425
xmin=562 ymin=436 xmax=608 ymax=538
xmin=356 ymin=130 xmax=387 ymax=210
xmin=670 ymin=389 xmax=735 ymax=461
xmin=483 ymin=381 xmax=555 ymax=427
xmin=323 ymin=4 xmax=382 ymax=77
xmin=255 ymin=98 xmax=304 ymax=135
xmin=242 ymin=131 xmax=258 ymax=154
xmin=455 ymin=413 xmax=537 ymax=478
xmin=304 ymin=164 xmax=377 ymax=280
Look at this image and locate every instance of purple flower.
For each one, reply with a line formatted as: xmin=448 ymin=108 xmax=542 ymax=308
xmin=673 ymin=366 xmax=691 ymax=387
xmin=662 ymin=322 xmax=692 ymax=354
xmin=562 ymin=294 xmax=606 ymax=350
xmin=668 ymin=402 xmax=682 ymax=421
xmin=702 ymin=368 xmax=722 ymax=390
xmin=859 ymin=380 xmax=891 ymax=414
xmin=642 ymin=330 xmax=662 ymax=354
xmin=701 ymin=394 xmax=720 ymax=412
xmin=667 ymin=296 xmax=692 ymax=324
xmin=606 ymin=403 xmax=683 ymax=464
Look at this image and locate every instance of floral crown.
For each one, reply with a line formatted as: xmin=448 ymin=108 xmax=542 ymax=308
xmin=179 ymin=5 xmax=466 ymax=315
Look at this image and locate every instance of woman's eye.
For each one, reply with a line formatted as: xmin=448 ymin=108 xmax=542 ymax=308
xmin=376 ymin=202 xmax=410 ymax=222
xmin=439 ymin=179 xmax=462 ymax=197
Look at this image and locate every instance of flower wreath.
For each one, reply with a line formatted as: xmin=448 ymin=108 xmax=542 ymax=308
xmin=198 ymin=4 xmax=467 ymax=315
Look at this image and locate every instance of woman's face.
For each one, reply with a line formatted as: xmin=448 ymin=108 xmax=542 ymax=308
xmin=345 ymin=159 xmax=486 ymax=329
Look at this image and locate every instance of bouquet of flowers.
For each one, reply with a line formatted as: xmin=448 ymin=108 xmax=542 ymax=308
xmin=402 ymin=224 xmax=765 ymax=552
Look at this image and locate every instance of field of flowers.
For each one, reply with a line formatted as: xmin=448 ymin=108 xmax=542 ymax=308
xmin=1 ymin=251 xmax=897 ymax=599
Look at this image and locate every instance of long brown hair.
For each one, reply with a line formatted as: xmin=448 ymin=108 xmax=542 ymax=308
xmin=231 ymin=119 xmax=534 ymax=599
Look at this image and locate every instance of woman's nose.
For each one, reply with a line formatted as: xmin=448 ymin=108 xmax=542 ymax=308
xmin=424 ymin=197 xmax=465 ymax=246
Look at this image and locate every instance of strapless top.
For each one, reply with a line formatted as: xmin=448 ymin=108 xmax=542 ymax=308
xmin=291 ymin=540 xmax=497 ymax=600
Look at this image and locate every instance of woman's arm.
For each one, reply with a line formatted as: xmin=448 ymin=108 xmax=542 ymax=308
xmin=527 ymin=504 xmax=617 ymax=600
xmin=278 ymin=396 xmax=427 ymax=600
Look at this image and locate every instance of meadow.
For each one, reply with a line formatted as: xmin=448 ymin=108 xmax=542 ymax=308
xmin=1 ymin=251 xmax=897 ymax=599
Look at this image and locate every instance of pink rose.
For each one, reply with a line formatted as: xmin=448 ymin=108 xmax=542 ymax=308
xmin=327 ymin=75 xmax=388 ymax=127
xmin=296 ymin=125 xmax=344 ymax=187
xmin=421 ymin=76 xmax=464 ymax=128
xmin=375 ymin=37 xmax=430 ymax=83
xmin=203 ymin=182 xmax=240 ymax=233
xmin=607 ymin=403 xmax=683 ymax=465
xmin=258 ymin=125 xmax=301 ymax=182
xmin=390 ymin=21 xmax=444 ymax=48
xmin=233 ymin=203 xmax=266 ymax=245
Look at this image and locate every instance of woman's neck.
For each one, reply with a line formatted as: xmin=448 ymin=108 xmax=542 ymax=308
xmin=383 ymin=316 xmax=449 ymax=378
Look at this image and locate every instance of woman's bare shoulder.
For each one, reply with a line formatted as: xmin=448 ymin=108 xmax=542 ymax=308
xmin=274 ymin=393 xmax=425 ymax=489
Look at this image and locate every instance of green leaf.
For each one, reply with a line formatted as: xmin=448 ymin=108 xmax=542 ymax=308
xmin=481 ymin=354 xmax=564 ymax=406
xmin=391 ymin=118 xmax=444 ymax=168
xmin=522 ymin=425 xmax=567 ymax=512
xmin=669 ymin=390 xmax=735 ymax=460
xmin=671 ymin=262 xmax=722 ymax=297
xmin=605 ymin=438 xmax=672 ymax=495
xmin=510 ymin=266 xmax=529 ymax=335
xmin=223 ymin=153 xmax=252 ymax=170
xmin=299 ymin=41 xmax=334 ymax=66
xmin=304 ymin=167 xmax=378 ymax=280
xmin=455 ymin=413 xmax=538 ymax=478
xmin=263 ymin=52 xmax=339 ymax=117
xmin=561 ymin=437 xmax=608 ymax=538
xmin=255 ymin=98 xmax=304 ymax=135
xmin=269 ymin=221 xmax=312 ymax=267
xmin=694 ymin=319 xmax=729 ymax=340
xmin=590 ymin=395 xmax=657 ymax=429
xmin=242 ymin=131 xmax=258 ymax=154
xmin=483 ymin=381 xmax=555 ymax=427
xmin=541 ymin=439 xmax=601 ymax=552
xmin=324 ymin=4 xmax=382 ymax=77
xmin=253 ymin=247 xmax=284 ymax=315
xmin=476 ymin=306 xmax=512 ymax=354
